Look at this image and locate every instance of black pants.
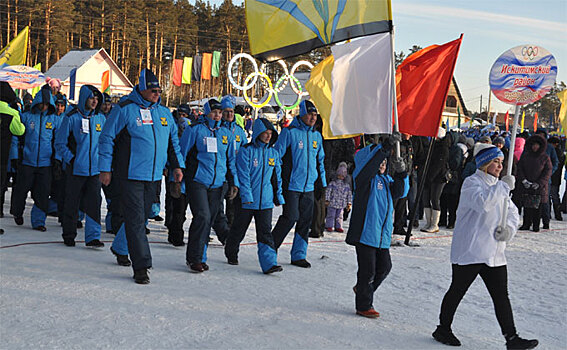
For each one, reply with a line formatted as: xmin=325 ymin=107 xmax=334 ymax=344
xmin=225 ymin=207 xmax=273 ymax=260
xmin=166 ymin=193 xmax=188 ymax=244
xmin=61 ymin=172 xmax=102 ymax=242
xmin=393 ymin=197 xmax=408 ymax=232
xmin=540 ymin=202 xmax=550 ymax=226
xmin=10 ymin=165 xmax=51 ymax=218
xmin=439 ymin=193 xmax=459 ymax=226
xmin=355 ymin=244 xmax=391 ymax=312
xmin=120 ymin=179 xmax=158 ymax=270
xmin=186 ymin=181 xmax=224 ymax=264
xmin=522 ymin=207 xmax=541 ymax=229
xmin=310 ymin=194 xmax=326 ymax=237
xmin=550 ymin=184 xmax=562 ymax=219
xmin=422 ymin=181 xmax=445 ymax=210
xmin=439 ymin=264 xmax=516 ymax=337
xmin=211 ymin=183 xmax=231 ymax=243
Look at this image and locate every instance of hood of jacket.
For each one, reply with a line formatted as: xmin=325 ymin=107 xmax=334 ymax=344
xmin=127 ymin=85 xmax=161 ymax=108
xmin=251 ymin=117 xmax=278 ymax=147
xmin=30 ymin=85 xmax=56 ymax=115
xmin=77 ymin=84 xmax=103 ymax=116
xmin=289 ymin=115 xmax=313 ymax=131
xmin=525 ymin=134 xmax=547 ymax=156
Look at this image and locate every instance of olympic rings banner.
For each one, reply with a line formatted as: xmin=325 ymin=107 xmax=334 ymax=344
xmin=245 ymin=0 xmax=392 ymax=62
xmin=228 ymin=53 xmax=312 ymax=110
xmin=489 ymin=44 xmax=557 ymax=105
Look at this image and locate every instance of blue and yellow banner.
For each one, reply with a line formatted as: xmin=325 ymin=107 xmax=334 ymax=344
xmin=245 ymin=0 xmax=392 ymax=62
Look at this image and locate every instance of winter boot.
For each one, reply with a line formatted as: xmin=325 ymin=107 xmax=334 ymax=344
xmin=356 ymin=308 xmax=380 ymax=318
xmin=86 ymin=239 xmax=105 ymax=248
xmin=264 ymin=265 xmax=283 ymax=274
xmin=291 ymin=259 xmax=311 ymax=268
xmin=110 ymin=247 xmax=131 ymax=266
xmin=505 ymin=334 xmax=538 ymax=349
xmin=432 ymin=326 xmax=461 ymax=346
xmin=420 ymin=208 xmax=432 ymax=232
xmin=133 ymin=268 xmax=150 ymax=284
xmin=423 ymin=209 xmax=440 ymax=233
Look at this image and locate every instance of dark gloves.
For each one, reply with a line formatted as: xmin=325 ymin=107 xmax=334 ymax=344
xmin=169 ymin=182 xmax=181 ymax=199
xmin=227 ymin=186 xmax=239 ymax=200
xmin=53 ymin=160 xmax=63 ymax=180
xmin=391 ymin=156 xmax=406 ymax=173
xmin=383 ymin=131 xmax=402 ymax=151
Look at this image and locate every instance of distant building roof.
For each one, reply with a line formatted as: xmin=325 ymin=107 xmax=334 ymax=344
xmin=45 ymin=49 xmax=100 ymax=81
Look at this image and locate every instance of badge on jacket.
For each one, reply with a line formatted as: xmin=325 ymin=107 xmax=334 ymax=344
xmin=160 ymin=117 xmax=168 ymax=126
xmin=312 ymin=140 xmax=317 ymax=149
xmin=222 ymin=135 xmax=228 ymax=144
xmin=298 ymin=140 xmax=304 ymax=149
xmin=45 ymin=122 xmax=53 ymax=130
xmin=253 ymin=158 xmax=259 ymax=167
xmin=268 ymin=158 xmax=275 ymax=166
xmin=30 ymin=121 xmax=35 ymax=130
xmin=235 ymin=135 xmax=240 ymax=142
xmin=377 ymin=180 xmax=384 ymax=190
xmin=95 ymin=124 xmax=102 ymax=132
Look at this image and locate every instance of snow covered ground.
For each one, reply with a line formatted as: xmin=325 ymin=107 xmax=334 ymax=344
xmin=1 ymin=185 xmax=566 ymax=349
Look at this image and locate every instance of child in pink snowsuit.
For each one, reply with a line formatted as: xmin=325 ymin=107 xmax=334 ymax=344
xmin=325 ymin=164 xmax=352 ymax=233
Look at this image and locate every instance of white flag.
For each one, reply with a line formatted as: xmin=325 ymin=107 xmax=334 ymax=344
xmin=330 ymin=33 xmax=393 ymax=136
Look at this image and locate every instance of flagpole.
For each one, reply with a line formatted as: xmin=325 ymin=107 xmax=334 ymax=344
xmin=499 ymin=104 xmax=520 ymax=229
xmin=389 ymin=29 xmax=400 ymax=158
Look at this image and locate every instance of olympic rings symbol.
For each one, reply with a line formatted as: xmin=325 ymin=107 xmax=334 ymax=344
xmin=521 ymin=46 xmax=539 ymax=60
xmin=227 ymin=53 xmax=313 ymax=110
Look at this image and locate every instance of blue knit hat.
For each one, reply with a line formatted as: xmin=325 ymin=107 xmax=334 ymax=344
xmin=220 ymin=95 xmax=236 ymax=110
xmin=474 ymin=143 xmax=504 ymax=169
xmin=204 ymin=98 xmax=221 ymax=116
xmin=139 ymin=68 xmax=160 ymax=91
xmin=299 ymin=100 xmax=317 ymax=117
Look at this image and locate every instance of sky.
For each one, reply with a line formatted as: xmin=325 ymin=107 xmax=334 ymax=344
xmin=200 ymin=0 xmax=566 ymax=114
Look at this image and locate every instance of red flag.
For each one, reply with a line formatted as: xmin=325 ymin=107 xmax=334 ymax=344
xmin=101 ymin=70 xmax=110 ymax=94
xmin=533 ymin=112 xmax=538 ymax=132
xmin=172 ymin=59 xmax=183 ymax=86
xmin=505 ymin=110 xmax=509 ymax=132
xmin=201 ymin=53 xmax=212 ymax=80
xmin=396 ymin=35 xmax=463 ymax=137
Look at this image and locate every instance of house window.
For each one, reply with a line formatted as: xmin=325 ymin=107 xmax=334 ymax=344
xmin=446 ymin=96 xmax=457 ymax=108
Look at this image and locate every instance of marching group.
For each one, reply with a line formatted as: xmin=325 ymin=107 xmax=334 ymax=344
xmin=2 ymin=68 xmax=563 ymax=349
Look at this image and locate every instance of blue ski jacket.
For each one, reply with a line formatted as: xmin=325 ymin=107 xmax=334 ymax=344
xmin=346 ymin=144 xmax=409 ymax=249
xmin=180 ymin=116 xmax=239 ymax=189
xmin=274 ymin=116 xmax=326 ymax=193
xmin=19 ymin=88 xmax=60 ymax=167
xmin=98 ymin=86 xmax=184 ymax=181
xmin=221 ymin=119 xmax=248 ymax=152
xmin=237 ymin=118 xmax=284 ymax=210
xmin=56 ymin=85 xmax=105 ymax=176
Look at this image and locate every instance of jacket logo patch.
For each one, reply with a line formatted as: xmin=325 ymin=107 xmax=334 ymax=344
xmin=253 ymin=158 xmax=259 ymax=167
xmin=268 ymin=158 xmax=275 ymax=166
xmin=235 ymin=135 xmax=240 ymax=142
xmin=298 ymin=140 xmax=304 ymax=149
xmin=95 ymin=124 xmax=102 ymax=132
xmin=222 ymin=135 xmax=228 ymax=144
xmin=30 ymin=121 xmax=35 ymax=130
xmin=45 ymin=122 xmax=53 ymax=130
xmin=312 ymin=140 xmax=317 ymax=149
xmin=160 ymin=117 xmax=168 ymax=126
xmin=377 ymin=181 xmax=384 ymax=190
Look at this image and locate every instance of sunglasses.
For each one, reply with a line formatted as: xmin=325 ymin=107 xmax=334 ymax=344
xmin=150 ymin=89 xmax=162 ymax=94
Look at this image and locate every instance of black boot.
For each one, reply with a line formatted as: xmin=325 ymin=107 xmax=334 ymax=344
xmin=432 ymin=326 xmax=461 ymax=346
xmin=505 ymin=334 xmax=538 ymax=349
xmin=291 ymin=259 xmax=311 ymax=268
xmin=111 ymin=247 xmax=131 ymax=266
xmin=133 ymin=268 xmax=150 ymax=284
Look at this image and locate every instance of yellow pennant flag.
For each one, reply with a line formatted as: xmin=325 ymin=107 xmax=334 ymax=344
xmin=305 ymin=55 xmax=358 ymax=140
xmin=0 ymin=26 xmax=29 ymax=66
xmin=182 ymin=57 xmax=193 ymax=84
xmin=30 ymin=63 xmax=42 ymax=97
xmin=520 ymin=111 xmax=525 ymax=132
xmin=557 ymin=89 xmax=567 ymax=136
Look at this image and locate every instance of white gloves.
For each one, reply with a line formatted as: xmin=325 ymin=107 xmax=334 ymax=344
xmin=494 ymin=226 xmax=513 ymax=242
xmin=501 ymin=175 xmax=515 ymax=191
xmin=522 ymin=179 xmax=532 ymax=189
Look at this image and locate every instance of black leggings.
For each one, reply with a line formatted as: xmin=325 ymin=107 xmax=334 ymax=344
xmin=422 ymin=181 xmax=445 ymax=210
xmin=439 ymin=264 xmax=516 ymax=337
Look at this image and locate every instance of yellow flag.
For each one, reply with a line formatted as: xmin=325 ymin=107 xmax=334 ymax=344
xmin=30 ymin=63 xmax=42 ymax=97
xmin=246 ymin=0 xmax=392 ymax=62
xmin=557 ymin=89 xmax=567 ymax=136
xmin=0 ymin=26 xmax=29 ymax=66
xmin=520 ymin=110 xmax=525 ymax=132
xmin=305 ymin=55 xmax=358 ymax=140
xmin=182 ymin=57 xmax=193 ymax=84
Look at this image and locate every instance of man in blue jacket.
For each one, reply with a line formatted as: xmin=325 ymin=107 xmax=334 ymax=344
xmin=99 ymin=69 xmax=184 ymax=284
xmin=180 ymin=98 xmax=239 ymax=273
xmin=10 ymin=87 xmax=60 ymax=231
xmin=271 ymin=100 xmax=326 ymax=268
xmin=224 ymin=118 xmax=285 ymax=273
xmin=56 ymin=85 xmax=106 ymax=248
xmin=345 ymin=135 xmax=408 ymax=318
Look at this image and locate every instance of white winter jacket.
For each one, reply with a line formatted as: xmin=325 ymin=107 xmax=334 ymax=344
xmin=450 ymin=170 xmax=520 ymax=267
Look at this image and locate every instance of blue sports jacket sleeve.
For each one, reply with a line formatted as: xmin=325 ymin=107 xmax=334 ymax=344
xmin=236 ymin=146 xmax=253 ymax=204
xmin=226 ymin=133 xmax=239 ymax=188
xmin=98 ymin=106 xmax=126 ymax=172
xmin=317 ymin=137 xmax=327 ymax=187
xmin=55 ymin=115 xmax=74 ymax=164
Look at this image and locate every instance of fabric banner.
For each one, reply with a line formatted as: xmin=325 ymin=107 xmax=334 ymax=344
xmin=101 ymin=70 xmax=110 ymax=93
xmin=172 ymin=59 xmax=183 ymax=86
xmin=245 ymin=0 xmax=392 ymax=62
xmin=211 ymin=51 xmax=221 ymax=78
xmin=69 ymin=68 xmax=77 ymax=100
xmin=557 ymin=89 xmax=567 ymax=136
xmin=182 ymin=57 xmax=193 ymax=84
xmin=533 ymin=112 xmax=538 ymax=132
xmin=192 ymin=55 xmax=202 ymax=82
xmin=396 ymin=35 xmax=463 ymax=137
xmin=201 ymin=53 xmax=212 ymax=80
xmin=0 ymin=26 xmax=29 ymax=66
xmin=0 ymin=64 xmax=44 ymax=89
xmin=30 ymin=63 xmax=42 ymax=97
xmin=329 ymin=33 xmax=392 ymax=136
xmin=520 ymin=111 xmax=525 ymax=132
xmin=505 ymin=110 xmax=509 ymax=132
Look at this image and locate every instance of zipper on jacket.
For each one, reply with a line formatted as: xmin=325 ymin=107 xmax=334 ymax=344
xmin=150 ymin=111 xmax=157 ymax=181
xmin=88 ymin=117 xmax=92 ymax=175
xmin=378 ymin=175 xmax=391 ymax=248
xmin=303 ymin=132 xmax=310 ymax=192
xmin=37 ymin=113 xmax=43 ymax=166
xmin=259 ymin=147 xmax=265 ymax=209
